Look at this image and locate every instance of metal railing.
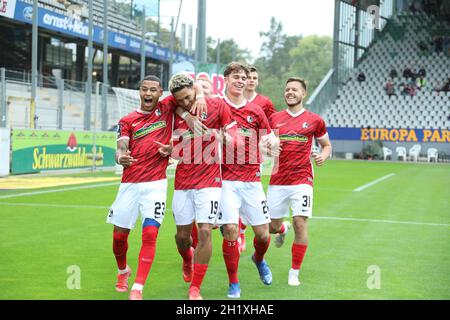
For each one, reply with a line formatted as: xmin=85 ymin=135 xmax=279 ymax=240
xmin=306 ymin=69 xmax=335 ymax=116
xmin=0 ymin=68 xmax=119 ymax=131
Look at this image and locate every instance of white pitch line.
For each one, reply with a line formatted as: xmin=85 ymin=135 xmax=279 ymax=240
xmin=353 ymin=173 xmax=396 ymax=192
xmin=312 ymin=215 xmax=450 ymax=227
xmin=1 ymin=202 xmax=448 ymax=228
xmin=0 ymin=202 xmax=109 ymax=209
xmin=0 ymin=182 xmax=119 ymax=199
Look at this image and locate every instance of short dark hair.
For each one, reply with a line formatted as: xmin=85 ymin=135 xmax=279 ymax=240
xmin=139 ymin=75 xmax=161 ymax=87
xmin=286 ymin=77 xmax=307 ymax=91
xmin=223 ymin=62 xmax=250 ymax=77
xmin=247 ymin=65 xmax=257 ymax=73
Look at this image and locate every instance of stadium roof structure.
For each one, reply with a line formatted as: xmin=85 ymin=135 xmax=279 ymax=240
xmin=1 ymin=0 xmax=193 ymax=63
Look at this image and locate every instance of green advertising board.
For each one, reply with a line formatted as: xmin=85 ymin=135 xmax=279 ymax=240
xmin=11 ymin=129 xmax=117 ymax=174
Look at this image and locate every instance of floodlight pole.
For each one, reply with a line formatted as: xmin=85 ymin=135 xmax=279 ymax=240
xmin=102 ymin=0 xmax=109 ymax=131
xmin=31 ymin=0 xmax=38 ymax=129
xmin=169 ymin=17 xmax=175 ymax=78
xmin=85 ymin=0 xmax=94 ymax=130
xmin=140 ymin=7 xmax=146 ymax=81
xmin=332 ymin=0 xmax=341 ymax=98
xmin=196 ymin=0 xmax=207 ymax=63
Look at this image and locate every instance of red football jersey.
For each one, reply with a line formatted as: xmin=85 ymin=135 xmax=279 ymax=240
xmin=117 ymin=97 xmax=174 ymax=183
xmin=221 ymin=96 xmax=272 ymax=182
xmin=249 ymin=93 xmax=277 ymax=119
xmin=269 ymin=108 xmax=328 ymax=186
xmin=171 ymin=97 xmax=234 ymax=190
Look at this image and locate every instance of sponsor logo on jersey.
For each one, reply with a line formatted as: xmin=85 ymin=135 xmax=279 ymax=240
xmin=133 ymin=121 xmax=167 ymax=139
xmin=279 ymin=133 xmax=308 ymax=142
xmin=238 ymin=128 xmax=253 ymax=137
xmin=181 ymin=130 xmax=194 ymax=139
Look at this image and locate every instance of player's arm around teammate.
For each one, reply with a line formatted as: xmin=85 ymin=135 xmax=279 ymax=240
xmin=218 ymin=62 xmax=280 ymax=298
xmin=162 ymin=73 xmax=237 ymax=300
xmin=107 ymin=75 xmax=174 ymax=300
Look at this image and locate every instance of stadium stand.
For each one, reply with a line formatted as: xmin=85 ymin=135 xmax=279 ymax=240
xmin=324 ymin=11 xmax=450 ymax=131
xmin=20 ymin=0 xmax=141 ymax=37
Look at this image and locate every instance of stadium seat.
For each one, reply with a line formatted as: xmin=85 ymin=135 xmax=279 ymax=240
xmin=396 ymin=147 xmax=407 ymax=161
xmin=383 ymin=147 xmax=393 ymax=160
xmin=427 ymin=148 xmax=438 ymax=162
xmin=408 ymin=144 xmax=422 ymax=162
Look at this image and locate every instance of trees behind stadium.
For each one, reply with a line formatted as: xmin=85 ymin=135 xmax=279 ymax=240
xmin=206 ymin=17 xmax=333 ymax=111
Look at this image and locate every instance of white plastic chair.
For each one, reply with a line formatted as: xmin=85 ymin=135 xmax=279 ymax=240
xmin=396 ymin=147 xmax=407 ymax=161
xmin=427 ymin=148 xmax=438 ymax=162
xmin=408 ymin=144 xmax=422 ymax=162
xmin=383 ymin=147 xmax=393 ymax=160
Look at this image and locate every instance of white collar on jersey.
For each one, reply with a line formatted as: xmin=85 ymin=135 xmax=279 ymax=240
xmin=223 ymin=95 xmax=247 ymax=109
xmin=136 ymin=108 xmax=153 ymax=114
xmin=287 ymin=107 xmax=306 ymax=117
xmin=247 ymin=92 xmax=258 ymax=102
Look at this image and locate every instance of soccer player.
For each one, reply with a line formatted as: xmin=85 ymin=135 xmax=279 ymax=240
xmin=196 ymin=74 xmax=217 ymax=98
xmin=217 ymin=62 xmax=279 ymax=298
xmin=181 ymin=74 xmax=217 ymax=266
xmin=107 ymin=75 xmax=207 ymax=300
xmin=267 ymin=77 xmax=332 ymax=286
xmin=244 ymin=65 xmax=277 ymax=119
xmin=239 ymin=65 xmax=277 ymax=252
xmin=164 ymin=73 xmax=237 ymax=300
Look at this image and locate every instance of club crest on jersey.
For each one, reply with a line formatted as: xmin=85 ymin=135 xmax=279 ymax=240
xmin=247 ymin=116 xmax=254 ymax=123
xmin=303 ymin=122 xmax=309 ymax=129
xmin=155 ymin=109 xmax=162 ymax=117
xmin=201 ymin=112 xmax=208 ymax=120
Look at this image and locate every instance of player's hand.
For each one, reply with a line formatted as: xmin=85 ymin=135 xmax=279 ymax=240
xmin=260 ymin=134 xmax=281 ymax=157
xmin=190 ymin=96 xmax=207 ymax=117
xmin=185 ymin=114 xmax=209 ymax=136
xmin=312 ymin=153 xmax=326 ymax=166
xmin=155 ymin=140 xmax=173 ymax=157
xmin=118 ymin=150 xmax=137 ymax=168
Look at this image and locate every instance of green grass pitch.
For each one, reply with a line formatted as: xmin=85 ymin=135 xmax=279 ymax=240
xmin=0 ymin=160 xmax=449 ymax=300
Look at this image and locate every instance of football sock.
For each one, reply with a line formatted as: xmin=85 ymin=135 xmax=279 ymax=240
xmin=191 ymin=223 xmax=199 ymax=249
xmin=113 ymin=230 xmax=129 ymax=271
xmin=134 ymin=226 xmax=159 ymax=285
xmin=279 ymin=223 xmax=286 ymax=234
xmin=178 ymin=245 xmax=194 ymax=262
xmin=190 ymin=263 xmax=208 ymax=289
xmin=222 ymin=239 xmax=240 ymax=283
xmin=131 ymin=283 xmax=143 ymax=291
xmin=239 ymin=218 xmax=247 ymax=234
xmin=253 ymin=235 xmax=271 ymax=263
xmin=292 ymin=243 xmax=308 ymax=270
xmin=118 ymin=268 xmax=129 ymax=275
